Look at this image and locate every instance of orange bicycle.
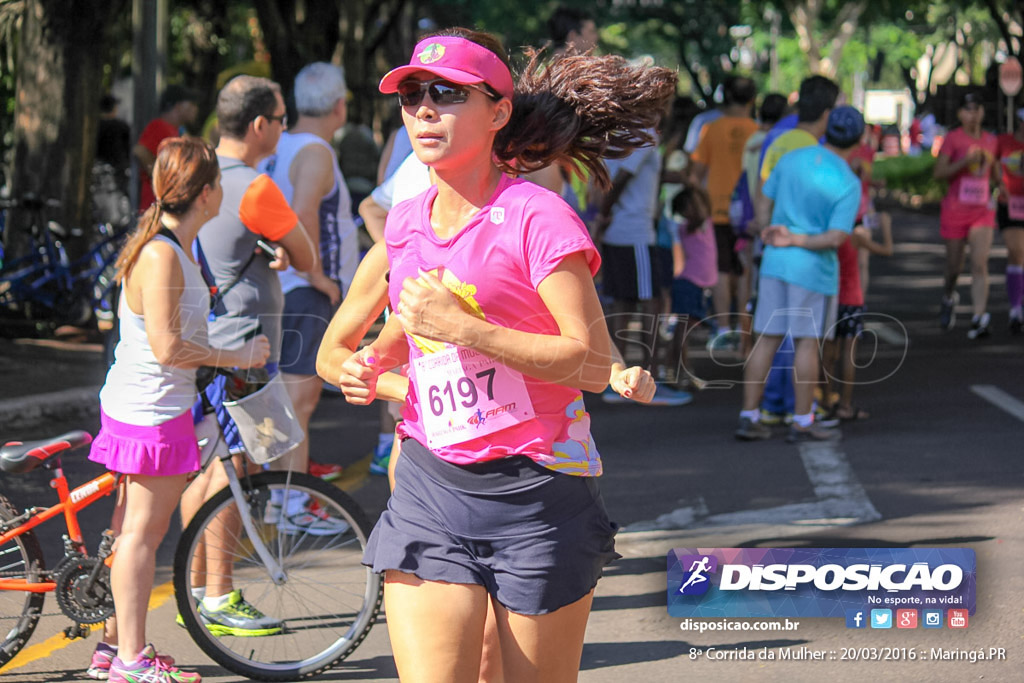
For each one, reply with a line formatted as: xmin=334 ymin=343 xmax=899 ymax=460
xmin=0 ymin=430 xmax=118 ymax=667
xmin=0 ymin=429 xmax=383 ymax=680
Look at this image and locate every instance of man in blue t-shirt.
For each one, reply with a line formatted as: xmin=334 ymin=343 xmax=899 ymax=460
xmin=735 ymin=106 xmax=865 ymax=443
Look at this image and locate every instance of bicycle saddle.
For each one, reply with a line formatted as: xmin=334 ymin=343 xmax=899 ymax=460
xmin=0 ymin=431 xmax=93 ymax=474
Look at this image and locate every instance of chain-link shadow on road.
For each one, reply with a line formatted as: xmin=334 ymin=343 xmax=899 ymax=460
xmin=300 ymin=654 xmax=399 ymax=680
xmin=600 ymin=554 xmax=664 ymax=577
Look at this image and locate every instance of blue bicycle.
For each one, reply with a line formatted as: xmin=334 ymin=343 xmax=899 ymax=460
xmin=0 ymin=194 xmax=129 ymax=333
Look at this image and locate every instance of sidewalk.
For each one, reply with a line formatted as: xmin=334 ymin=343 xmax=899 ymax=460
xmin=0 ymin=336 xmax=106 ymax=432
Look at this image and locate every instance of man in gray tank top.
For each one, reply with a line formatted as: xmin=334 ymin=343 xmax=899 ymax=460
xmin=261 ymin=62 xmax=356 ymax=484
xmin=180 ymin=75 xmax=331 ymax=638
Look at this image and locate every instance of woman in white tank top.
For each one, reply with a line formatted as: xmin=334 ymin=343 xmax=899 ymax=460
xmin=86 ymin=138 xmax=270 ymax=682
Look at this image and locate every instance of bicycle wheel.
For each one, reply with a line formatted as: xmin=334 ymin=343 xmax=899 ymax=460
xmin=0 ymin=494 xmax=47 ymax=668
xmin=173 ymin=471 xmax=383 ymax=681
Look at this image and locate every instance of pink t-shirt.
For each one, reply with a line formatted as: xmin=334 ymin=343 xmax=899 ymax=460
xmin=385 ymin=175 xmax=604 ymax=476
xmin=939 ymin=127 xmax=997 ymax=231
xmin=674 ymin=218 xmax=718 ymax=288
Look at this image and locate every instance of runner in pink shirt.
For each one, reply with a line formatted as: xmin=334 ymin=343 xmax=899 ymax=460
xmin=995 ymin=108 xmax=1024 ymax=333
xmin=934 ymin=91 xmax=1000 ymax=338
xmin=332 ymin=28 xmax=675 ymax=682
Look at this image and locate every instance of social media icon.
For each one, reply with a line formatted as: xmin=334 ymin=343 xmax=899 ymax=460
xmin=870 ymin=609 xmax=892 ymax=629
xmin=896 ymin=609 xmax=918 ymax=629
xmin=923 ymin=610 xmax=943 ymax=628
xmin=948 ymin=609 xmax=968 ymax=629
xmin=846 ymin=609 xmax=867 ymax=629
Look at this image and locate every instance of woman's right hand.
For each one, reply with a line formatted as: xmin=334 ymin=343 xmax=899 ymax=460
xmin=337 ymin=346 xmax=379 ymax=405
xmin=235 ymin=334 xmax=271 ymax=368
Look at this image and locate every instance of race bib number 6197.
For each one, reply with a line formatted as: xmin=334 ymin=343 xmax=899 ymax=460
xmin=412 ymin=346 xmax=535 ymax=449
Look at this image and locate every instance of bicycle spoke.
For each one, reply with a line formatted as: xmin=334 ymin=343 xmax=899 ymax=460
xmin=175 ymin=474 xmax=381 ymax=679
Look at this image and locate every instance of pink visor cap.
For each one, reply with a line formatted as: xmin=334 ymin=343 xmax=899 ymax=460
xmin=379 ymin=36 xmax=514 ymax=101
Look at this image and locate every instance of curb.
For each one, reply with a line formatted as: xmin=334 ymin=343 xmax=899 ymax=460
xmin=0 ymin=386 xmax=101 ymax=432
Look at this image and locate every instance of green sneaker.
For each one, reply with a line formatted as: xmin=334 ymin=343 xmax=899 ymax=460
xmin=175 ymin=596 xmax=200 ymax=629
xmin=198 ymin=590 xmax=283 ymax=637
xmin=369 ymin=438 xmax=392 ymax=476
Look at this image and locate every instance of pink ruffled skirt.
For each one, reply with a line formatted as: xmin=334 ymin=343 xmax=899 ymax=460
xmin=88 ymin=409 xmax=200 ymax=476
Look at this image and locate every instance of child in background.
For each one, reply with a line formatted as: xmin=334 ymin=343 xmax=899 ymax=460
xmin=821 ymin=217 xmax=894 ymax=422
xmin=669 ymin=183 xmax=717 ymax=390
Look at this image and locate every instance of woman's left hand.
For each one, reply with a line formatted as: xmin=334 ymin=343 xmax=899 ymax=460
xmin=396 ymin=269 xmax=470 ymax=344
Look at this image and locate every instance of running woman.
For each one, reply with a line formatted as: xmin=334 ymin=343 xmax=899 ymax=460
xmin=996 ymin=107 xmax=1024 ymax=333
xmin=333 ymin=29 xmax=675 ymax=681
xmin=934 ymin=91 xmax=1000 ymax=338
xmin=86 ymin=138 xmax=269 ymax=682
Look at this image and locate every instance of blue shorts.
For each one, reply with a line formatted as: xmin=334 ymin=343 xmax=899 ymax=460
xmin=671 ymin=278 xmax=709 ymax=320
xmin=279 ymin=286 xmax=334 ymax=377
xmin=753 ymin=276 xmax=837 ymax=339
xmin=193 ymin=362 xmax=279 ymax=455
xmin=363 ymin=438 xmax=620 ymax=615
xmin=834 ymin=305 xmax=865 ymax=339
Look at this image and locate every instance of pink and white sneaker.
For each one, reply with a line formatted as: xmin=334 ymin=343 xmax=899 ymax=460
xmin=108 ymin=644 xmax=196 ymax=683
xmin=87 ymin=642 xmax=176 ymax=680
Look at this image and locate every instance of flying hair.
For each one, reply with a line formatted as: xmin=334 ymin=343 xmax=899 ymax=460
xmin=494 ymin=49 xmax=677 ymax=189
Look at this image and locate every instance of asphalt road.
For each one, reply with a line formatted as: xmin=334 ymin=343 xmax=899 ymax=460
xmin=1 ymin=204 xmax=1021 ymax=682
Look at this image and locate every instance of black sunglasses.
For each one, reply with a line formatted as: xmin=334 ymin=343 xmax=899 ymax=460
xmin=262 ymin=113 xmax=288 ymax=127
xmin=396 ymin=78 xmax=498 ymax=107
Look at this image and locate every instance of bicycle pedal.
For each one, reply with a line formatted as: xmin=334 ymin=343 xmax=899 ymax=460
xmin=63 ymin=623 xmax=90 ymax=640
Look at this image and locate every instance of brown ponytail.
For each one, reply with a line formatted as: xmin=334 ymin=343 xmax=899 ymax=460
xmin=495 ymin=49 xmax=677 ymax=189
xmin=424 ymin=29 xmax=678 ymax=190
xmin=115 ymin=137 xmax=218 ymax=283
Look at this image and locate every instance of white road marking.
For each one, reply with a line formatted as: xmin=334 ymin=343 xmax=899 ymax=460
xmin=863 ymin=320 xmax=907 ymax=346
xmin=0 ymin=386 xmax=101 ymax=428
xmin=624 ymin=440 xmax=880 ymax=532
xmin=970 ymin=384 xmax=1024 ymax=423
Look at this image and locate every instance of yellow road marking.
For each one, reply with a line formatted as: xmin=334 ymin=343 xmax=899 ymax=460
xmin=334 ymin=452 xmax=372 ymax=491
xmin=0 ymin=580 xmax=175 ymax=675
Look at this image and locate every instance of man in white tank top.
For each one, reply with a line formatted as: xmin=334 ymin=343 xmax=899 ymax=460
xmin=261 ymin=62 xmax=356 ymax=482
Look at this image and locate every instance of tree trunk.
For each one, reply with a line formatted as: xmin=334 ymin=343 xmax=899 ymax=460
xmin=983 ymin=0 xmax=1022 ymax=61
xmin=252 ymin=0 xmax=341 ymax=114
xmin=785 ymin=0 xmax=867 ymax=78
xmin=7 ymin=0 xmax=126 ymax=259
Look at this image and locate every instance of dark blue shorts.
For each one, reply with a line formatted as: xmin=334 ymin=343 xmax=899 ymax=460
xmin=671 ymin=278 xmax=709 ymax=320
xmin=363 ymin=438 xmax=620 ymax=615
xmin=193 ymin=362 xmax=279 ymax=455
xmin=279 ymin=286 xmax=334 ymax=377
xmin=834 ymin=305 xmax=865 ymax=339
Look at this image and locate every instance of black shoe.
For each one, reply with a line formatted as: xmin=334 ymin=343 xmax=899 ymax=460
xmin=1010 ymin=314 xmax=1022 ymax=335
xmin=735 ymin=417 xmax=772 ymax=441
xmin=786 ymin=424 xmax=841 ymax=443
xmin=939 ymin=293 xmax=959 ymax=331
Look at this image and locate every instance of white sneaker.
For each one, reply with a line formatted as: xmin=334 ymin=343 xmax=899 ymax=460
xmin=966 ymin=312 xmax=991 ymax=340
xmin=275 ymin=503 xmax=350 ymax=536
